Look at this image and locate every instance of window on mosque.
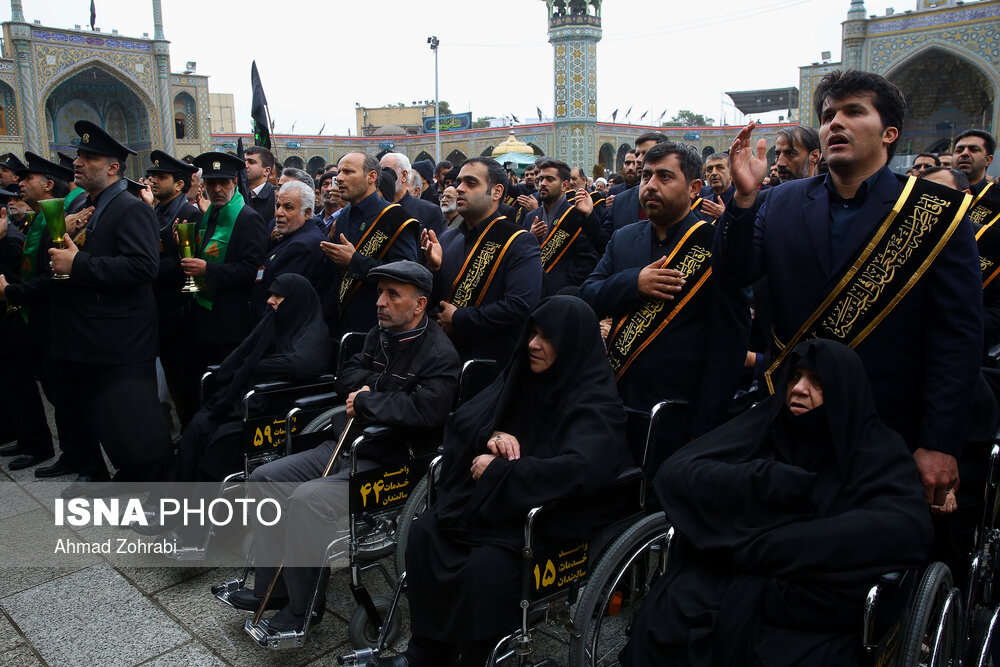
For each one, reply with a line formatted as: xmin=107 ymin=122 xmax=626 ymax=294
xmin=0 ymin=106 xmax=7 ymax=136
xmin=175 ymin=113 xmax=186 ymax=139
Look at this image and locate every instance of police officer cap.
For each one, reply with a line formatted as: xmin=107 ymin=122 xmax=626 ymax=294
xmin=0 ymin=184 xmax=20 ymax=200
xmin=193 ymin=152 xmax=245 ymax=180
xmin=57 ymin=152 xmax=76 ymax=170
xmin=74 ymin=120 xmax=137 ymax=161
xmin=148 ymin=150 xmax=198 ymax=179
xmin=367 ymin=260 xmax=433 ymax=295
xmin=17 ymin=151 xmax=74 ymax=183
xmin=0 ymin=153 xmax=26 ymax=173
xmin=124 ymin=178 xmax=147 ymax=199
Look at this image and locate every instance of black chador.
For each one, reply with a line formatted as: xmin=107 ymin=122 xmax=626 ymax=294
xmin=622 ymin=340 xmax=932 ymax=667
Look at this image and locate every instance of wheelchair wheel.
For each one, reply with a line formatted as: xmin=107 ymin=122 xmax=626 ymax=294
xmin=347 ymin=594 xmax=401 ymax=649
xmin=971 ymin=605 xmax=999 ymax=667
xmin=567 ymin=512 xmax=671 ymax=667
xmin=899 ymin=561 xmax=956 ymax=667
xmin=393 ymin=468 xmax=436 ymax=575
xmin=301 ymin=404 xmax=346 ymax=434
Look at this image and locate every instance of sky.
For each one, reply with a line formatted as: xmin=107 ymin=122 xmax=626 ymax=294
xmin=9 ymin=0 xmax=915 ymax=136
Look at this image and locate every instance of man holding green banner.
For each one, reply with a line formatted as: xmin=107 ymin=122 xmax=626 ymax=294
xmin=179 ymin=151 xmax=267 ymax=405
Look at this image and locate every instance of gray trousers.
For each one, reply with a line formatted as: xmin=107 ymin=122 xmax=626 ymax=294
xmin=249 ymin=439 xmax=377 ymax=614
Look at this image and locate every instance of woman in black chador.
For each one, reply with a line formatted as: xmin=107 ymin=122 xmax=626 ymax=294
xmin=391 ymin=296 xmax=630 ymax=667
xmin=174 ymin=272 xmax=331 ymax=482
xmin=621 ymin=339 xmax=933 ymax=667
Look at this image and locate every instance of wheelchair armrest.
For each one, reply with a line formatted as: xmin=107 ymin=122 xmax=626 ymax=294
xmin=989 ymin=342 xmax=1000 ymax=367
xmin=360 ymin=424 xmax=409 ymax=441
xmin=292 ymin=392 xmax=342 ymax=410
xmin=862 ymin=569 xmax=916 ymax=652
xmin=251 ymin=380 xmax=293 ymax=393
xmin=206 ymin=364 xmax=221 ymax=374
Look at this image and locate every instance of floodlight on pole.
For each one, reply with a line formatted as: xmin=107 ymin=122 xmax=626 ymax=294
xmin=428 ymin=36 xmax=440 ymax=163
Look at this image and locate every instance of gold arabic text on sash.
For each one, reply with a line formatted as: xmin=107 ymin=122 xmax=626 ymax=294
xmin=338 ymin=204 xmax=416 ymax=314
xmin=969 ymin=181 xmax=1000 ymax=229
xmin=539 ymin=206 xmax=583 ymax=273
xmin=448 ymin=216 xmax=523 ymax=308
xmin=606 ymin=221 xmax=715 ymax=381
xmin=764 ymin=176 xmax=971 ymax=392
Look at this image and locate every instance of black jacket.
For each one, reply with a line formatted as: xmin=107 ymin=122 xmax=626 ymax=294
xmin=154 ymin=193 xmax=201 ymax=321
xmin=335 ymin=316 xmax=460 ymax=431
xmin=193 ymin=203 xmax=268 ymax=346
xmin=251 ymin=221 xmax=326 ymax=318
xmin=48 ymin=179 xmax=161 ymax=364
xmin=248 ymin=182 xmax=276 ymax=222
xmin=398 ymin=192 xmax=446 ymax=235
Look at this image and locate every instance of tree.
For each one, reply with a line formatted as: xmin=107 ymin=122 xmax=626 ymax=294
xmin=662 ymin=110 xmax=714 ymax=127
xmin=438 ymin=100 xmax=452 ymax=115
xmin=472 ymin=116 xmax=496 ymax=129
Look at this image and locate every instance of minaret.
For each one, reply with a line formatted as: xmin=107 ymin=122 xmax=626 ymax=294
xmin=842 ymin=0 xmax=868 ymax=70
xmin=151 ymin=0 xmax=175 ymax=153
xmin=545 ymin=0 xmax=601 ymax=169
xmin=8 ymin=0 xmax=39 ymax=152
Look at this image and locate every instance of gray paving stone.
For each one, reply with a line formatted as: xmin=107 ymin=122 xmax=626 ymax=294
xmin=0 ymin=608 xmax=29 ymax=654
xmin=1 ymin=565 xmax=190 ymax=667
xmin=155 ymin=568 xmax=351 ymax=667
xmin=116 ymin=566 xmax=214 ymax=596
xmin=136 ymin=640 xmax=228 ymax=666
xmin=0 ymin=644 xmax=45 ymax=667
xmin=0 ymin=482 xmax=43 ymax=521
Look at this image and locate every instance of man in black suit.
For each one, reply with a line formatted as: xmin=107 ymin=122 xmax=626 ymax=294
xmin=580 ymin=142 xmax=748 ymax=467
xmin=183 ymin=152 xmax=267 ymax=404
xmin=145 ymin=150 xmax=202 ymax=427
xmin=46 ymin=121 xmax=171 ymax=491
xmin=715 ymin=69 xmax=982 ymax=509
xmin=252 ymin=179 xmax=325 ymax=317
xmin=245 ymin=146 xmax=277 ymax=221
xmin=380 ymin=152 xmax=446 ymax=235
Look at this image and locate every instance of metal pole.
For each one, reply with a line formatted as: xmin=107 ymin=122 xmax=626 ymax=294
xmin=431 ymin=36 xmax=441 ymax=163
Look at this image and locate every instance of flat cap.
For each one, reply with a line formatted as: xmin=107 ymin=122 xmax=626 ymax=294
xmin=368 ymin=259 xmax=433 ymax=295
xmin=148 ymin=150 xmax=199 ymax=178
xmin=74 ymin=120 xmax=137 ymax=161
xmin=17 ymin=151 xmax=74 ymax=183
xmin=0 ymin=153 xmax=26 ymax=173
xmin=192 ymin=152 xmax=245 ymax=180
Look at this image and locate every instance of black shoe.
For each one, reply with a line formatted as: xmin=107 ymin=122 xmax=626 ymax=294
xmin=258 ymin=602 xmax=325 ymax=634
xmin=60 ymin=473 xmax=112 ymax=499
xmin=8 ymin=453 xmax=53 ymax=471
xmin=0 ymin=442 xmax=25 ymax=457
xmin=227 ymin=587 xmax=289 ymax=613
xmin=35 ymin=456 xmax=73 ymax=478
xmin=372 ymin=656 xmax=409 ymax=667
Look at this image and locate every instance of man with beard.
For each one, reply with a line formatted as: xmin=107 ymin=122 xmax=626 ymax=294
xmin=954 ymin=130 xmax=995 ymax=197
xmin=774 ymin=125 xmax=822 ymax=183
xmin=580 ymin=142 xmax=748 ymax=467
xmin=522 ymin=159 xmax=599 ymax=295
xmin=439 ymin=185 xmax=462 ymax=230
xmin=715 ymin=70 xmax=982 ymax=514
xmin=317 ymin=151 xmax=419 ymax=337
xmin=421 ymin=157 xmax=541 ymax=363
xmin=145 ymin=150 xmax=201 ymax=427
xmin=508 ymin=163 xmax=540 ymax=227
xmin=380 ymin=152 xmax=445 ymax=235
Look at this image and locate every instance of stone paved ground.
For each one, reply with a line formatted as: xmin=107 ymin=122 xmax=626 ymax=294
xmin=0 ymin=398 xmax=574 ymax=666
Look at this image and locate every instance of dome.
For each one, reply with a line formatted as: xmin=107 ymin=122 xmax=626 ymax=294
xmin=373 ymin=124 xmax=407 ymax=136
xmin=491 ymin=131 xmax=534 ymax=157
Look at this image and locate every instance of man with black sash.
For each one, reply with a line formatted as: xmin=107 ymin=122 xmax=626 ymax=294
xmin=715 ymin=70 xmax=982 ymax=515
xmin=694 ymin=152 xmax=734 ymax=222
xmin=421 ymin=157 xmax=542 ymax=364
xmin=522 ymin=158 xmax=599 ymax=295
xmin=145 ymin=150 xmax=201 ymax=428
xmin=580 ymin=142 xmax=748 ymax=467
xmin=182 ymin=152 xmax=268 ymax=411
xmin=506 ymin=162 xmax=540 ymax=228
xmin=380 ymin=152 xmax=446 ymax=235
xmin=317 ymin=150 xmax=419 ymax=338
xmin=44 ymin=121 xmax=172 ymax=491
xmin=955 ymin=130 xmax=996 ymax=197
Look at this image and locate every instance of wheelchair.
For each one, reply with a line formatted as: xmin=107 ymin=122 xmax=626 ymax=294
xmin=339 ymin=400 xmax=684 ymax=667
xmin=962 ymin=438 xmax=1000 ymax=666
xmin=167 ymin=332 xmax=362 ymax=561
xmin=212 ymin=357 xmax=500 ymax=650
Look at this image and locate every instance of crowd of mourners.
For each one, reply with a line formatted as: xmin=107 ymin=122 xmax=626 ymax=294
xmin=1 ymin=67 xmax=1000 ymax=665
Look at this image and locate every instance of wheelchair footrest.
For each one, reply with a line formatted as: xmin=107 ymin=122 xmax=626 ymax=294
xmin=212 ymin=579 xmax=246 ymax=608
xmin=337 ymin=648 xmax=377 ymax=666
xmin=244 ymin=619 xmax=306 ymax=649
xmin=167 ymin=545 xmax=207 ymax=561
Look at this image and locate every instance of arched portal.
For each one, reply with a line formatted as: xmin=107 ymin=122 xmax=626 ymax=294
xmin=886 ymin=46 xmax=995 ymax=155
xmin=480 ymin=146 xmax=495 ymax=157
xmin=598 ymin=142 xmax=614 ymax=172
xmin=701 ymin=146 xmax=716 ymax=159
xmin=414 ymin=150 xmax=434 ymax=163
xmin=615 ymin=143 xmax=631 ymax=173
xmin=283 ymin=155 xmax=304 ymax=169
xmin=306 ymin=155 xmax=327 ymax=175
xmin=44 ymin=65 xmax=152 ymax=178
xmin=0 ymin=81 xmax=18 ymax=136
xmin=173 ymin=92 xmax=197 ymax=140
xmin=527 ymin=142 xmax=545 ymax=157
xmin=445 ymin=149 xmax=467 ymax=165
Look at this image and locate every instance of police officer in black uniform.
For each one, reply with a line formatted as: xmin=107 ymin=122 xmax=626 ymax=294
xmin=47 ymin=120 xmax=172 ymax=493
xmin=146 ymin=151 xmax=202 ymax=427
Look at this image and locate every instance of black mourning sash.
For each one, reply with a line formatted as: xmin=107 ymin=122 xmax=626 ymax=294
xmin=540 ymin=206 xmax=583 ymax=272
xmin=976 ymin=223 xmax=1000 ymax=288
xmin=764 ymin=176 xmax=971 ymax=392
xmin=447 ymin=216 xmax=524 ymax=307
xmin=970 ymin=182 xmax=1000 ymax=229
xmin=338 ymin=204 xmax=417 ymax=314
xmin=606 ymin=221 xmax=715 ymax=380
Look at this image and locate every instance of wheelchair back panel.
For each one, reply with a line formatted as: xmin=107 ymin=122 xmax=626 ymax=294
xmin=349 ymin=454 xmax=433 ymax=515
xmin=242 ymin=381 xmax=335 ymax=455
xmin=529 ymin=541 xmax=590 ymax=602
